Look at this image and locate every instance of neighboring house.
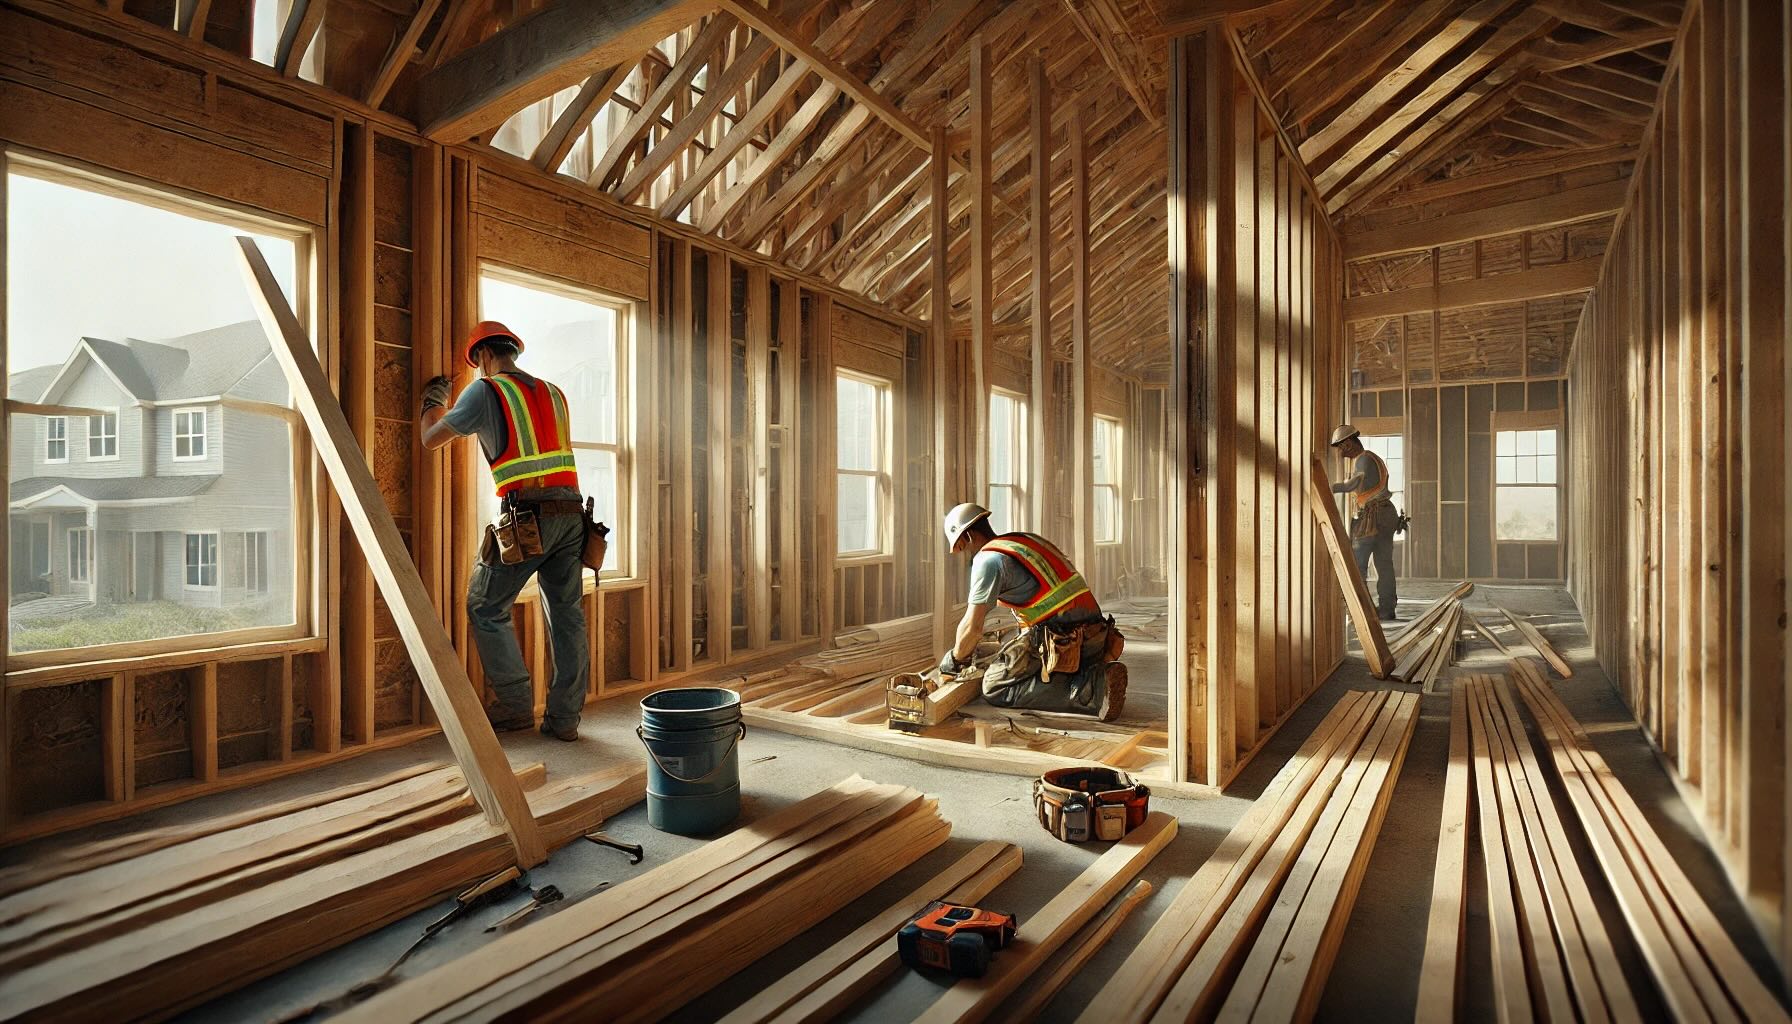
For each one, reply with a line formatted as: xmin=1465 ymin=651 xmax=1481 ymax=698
xmin=9 ymin=322 xmax=293 ymax=611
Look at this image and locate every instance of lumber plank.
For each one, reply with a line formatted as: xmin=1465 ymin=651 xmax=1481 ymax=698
xmin=235 ymin=237 xmax=545 ymax=867
xmin=1344 ymin=181 xmax=1630 ymax=259
xmin=1466 ymin=677 xmax=1536 ymax=1024
xmin=1414 ymin=683 xmax=1471 ymax=1021
xmin=1502 ymin=610 xmax=1574 ymax=678
xmin=739 ymin=843 xmax=1024 ymax=1024
xmin=914 ymin=811 xmax=1178 ymax=1024
xmin=1009 ymin=878 xmax=1154 ymax=1023
xmin=1077 ymin=691 xmax=1383 ymax=1023
xmin=1306 ymin=456 xmax=1393 ymax=677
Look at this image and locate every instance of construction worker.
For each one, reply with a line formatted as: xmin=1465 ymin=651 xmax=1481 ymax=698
xmin=1329 ymin=424 xmax=1400 ymax=621
xmin=939 ymin=503 xmax=1127 ymax=720
xmin=419 ymin=322 xmax=589 ymax=741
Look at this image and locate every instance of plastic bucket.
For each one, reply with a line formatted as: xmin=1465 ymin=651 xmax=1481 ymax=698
xmin=638 ymin=687 xmax=744 ymax=835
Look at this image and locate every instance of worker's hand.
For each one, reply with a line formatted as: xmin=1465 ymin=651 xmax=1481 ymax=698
xmin=421 ymin=375 xmax=453 ymax=412
xmin=938 ymin=650 xmax=966 ymax=677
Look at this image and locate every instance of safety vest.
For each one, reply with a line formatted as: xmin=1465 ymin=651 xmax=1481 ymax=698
xmin=982 ymin=533 xmax=1097 ymax=627
xmin=483 ymin=372 xmax=580 ymax=497
xmin=1353 ymin=450 xmax=1392 ymax=509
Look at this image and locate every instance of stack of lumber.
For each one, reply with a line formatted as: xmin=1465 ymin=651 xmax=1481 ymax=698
xmin=1511 ymin=661 xmax=1789 ymax=1021
xmin=1080 ymin=689 xmax=1419 ymax=1022
xmin=1501 ymin=609 xmax=1574 ymax=678
xmin=917 ymin=812 xmax=1178 ymax=1024
xmin=1386 ymin=582 xmax=1471 ymax=689
xmin=1434 ymin=675 xmax=1637 ymax=1021
xmin=0 ymin=761 xmax=644 ymax=1022
xmin=342 ymin=775 xmax=951 ymax=1024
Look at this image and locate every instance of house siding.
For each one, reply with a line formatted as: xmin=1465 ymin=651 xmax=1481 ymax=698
xmin=36 ymin=369 xmax=141 ymax=480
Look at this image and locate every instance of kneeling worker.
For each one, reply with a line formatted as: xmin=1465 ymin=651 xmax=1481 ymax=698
xmin=1329 ymin=423 xmax=1399 ymax=621
xmin=938 ymin=503 xmax=1126 ymax=720
xmin=420 ymin=322 xmax=590 ymax=741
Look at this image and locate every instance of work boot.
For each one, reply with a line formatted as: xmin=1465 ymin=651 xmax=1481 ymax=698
xmin=1099 ymin=663 xmax=1129 ymax=722
xmin=1378 ymin=608 xmax=1399 ymax=622
xmin=487 ymin=705 xmax=534 ymax=733
xmin=539 ymin=717 xmax=580 ymax=742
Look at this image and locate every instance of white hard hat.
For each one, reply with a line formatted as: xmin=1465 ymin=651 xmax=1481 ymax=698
xmin=1329 ymin=424 xmax=1360 ymax=447
xmin=943 ymin=502 xmax=992 ymax=550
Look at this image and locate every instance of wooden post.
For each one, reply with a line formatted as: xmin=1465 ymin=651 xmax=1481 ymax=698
xmin=1070 ymin=99 xmax=1093 ymax=573
xmin=1028 ymin=55 xmax=1052 ymax=534
xmin=748 ymin=266 xmax=772 ymax=651
xmin=778 ymin=276 xmax=803 ymax=644
xmin=707 ymin=252 xmax=731 ymax=662
xmin=193 ymin=662 xmax=218 ymax=783
xmin=814 ymin=293 xmax=838 ymax=645
xmin=931 ymin=126 xmax=953 ymax=657
xmin=236 ymin=236 xmax=547 ymax=868
xmin=671 ymin=241 xmax=695 ymax=671
xmin=969 ymin=36 xmax=991 ymax=511
xmin=1308 ymin=455 xmax=1393 ymax=677
xmin=343 ymin=122 xmax=376 ymax=745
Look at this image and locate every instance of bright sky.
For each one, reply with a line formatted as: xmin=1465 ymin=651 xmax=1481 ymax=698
xmin=6 ymin=173 xmax=299 ymax=379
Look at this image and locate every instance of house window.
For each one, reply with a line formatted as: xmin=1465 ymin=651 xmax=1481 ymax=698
xmin=242 ymin=531 xmax=270 ymax=593
xmin=1093 ymin=415 xmax=1123 ymax=545
xmin=67 ymin=528 xmax=92 ymax=584
xmin=1359 ymin=435 xmax=1406 ymax=511
xmin=476 ymin=270 xmax=633 ymax=575
xmin=29 ymin=523 xmax=50 ymax=580
xmin=173 ymin=408 xmax=207 ymax=460
xmin=5 ymin=161 xmax=307 ymax=657
xmin=1496 ymin=429 xmax=1558 ymax=541
xmin=988 ymin=390 xmax=1029 ymax=533
xmin=88 ymin=411 xmax=117 ymax=459
xmin=835 ymin=372 xmax=890 ymax=556
xmin=185 ymin=533 xmax=218 ymax=588
xmin=44 ymin=417 xmax=67 ymax=463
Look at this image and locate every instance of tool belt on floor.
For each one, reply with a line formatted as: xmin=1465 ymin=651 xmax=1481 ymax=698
xmin=1032 ymin=766 xmax=1150 ymax=843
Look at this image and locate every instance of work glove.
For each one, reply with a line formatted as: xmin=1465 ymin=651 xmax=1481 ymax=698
xmin=938 ymin=650 xmax=966 ymax=677
xmin=421 ymin=375 xmax=453 ymax=412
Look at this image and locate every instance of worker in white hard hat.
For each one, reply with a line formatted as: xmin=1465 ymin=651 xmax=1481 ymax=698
xmin=1329 ymin=424 xmax=1401 ymax=621
xmin=938 ymin=502 xmax=1127 ymax=720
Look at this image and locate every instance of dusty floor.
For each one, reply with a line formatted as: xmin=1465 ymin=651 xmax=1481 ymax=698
xmin=11 ymin=583 xmax=1783 ymax=1021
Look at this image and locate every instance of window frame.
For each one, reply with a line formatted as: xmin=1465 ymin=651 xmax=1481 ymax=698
xmin=834 ymin=369 xmax=892 ymax=559
xmin=44 ymin=416 xmax=68 ymax=464
xmin=1092 ymin=414 xmax=1124 ymax=546
xmin=242 ymin=530 xmax=270 ymax=593
xmin=475 ymin=264 xmax=637 ymax=580
xmin=987 ymin=388 xmax=1030 ymax=533
xmin=1494 ymin=427 xmax=1561 ymax=542
xmin=87 ymin=408 xmax=119 ymax=461
xmin=5 ymin=153 xmax=319 ymax=668
xmin=66 ymin=527 xmax=93 ymax=584
xmin=172 ymin=406 xmax=209 ymax=461
xmin=185 ymin=531 xmax=219 ymax=590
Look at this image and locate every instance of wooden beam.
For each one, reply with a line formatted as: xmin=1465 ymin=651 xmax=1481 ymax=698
xmin=716 ymin=0 xmax=931 ymax=151
xmin=1414 ymin=683 xmax=1470 ymax=1021
xmin=365 ymin=0 xmax=445 ymax=108
xmin=1069 ymin=99 xmax=1092 ymax=571
xmin=970 ymin=37 xmax=991 ymax=506
xmin=1343 ymin=256 xmax=1602 ymax=320
xmin=1162 ymin=0 xmax=1310 ymax=33
xmin=1306 ymin=456 xmax=1392 ymax=678
xmin=1028 ymin=55 xmax=1051 ymax=535
xmin=1345 ymin=179 xmax=1628 ymax=259
xmin=930 ymin=126 xmax=952 ymax=659
xmin=274 ymin=0 xmax=326 ymax=76
xmin=415 ymin=0 xmax=703 ymax=142
xmin=235 ymin=237 xmax=546 ymax=867
xmin=529 ymin=63 xmax=632 ymax=172
xmin=589 ymin=15 xmax=734 ymax=190
xmin=615 ymin=36 xmax=774 ymax=201
xmin=1061 ymin=0 xmax=1154 ymax=118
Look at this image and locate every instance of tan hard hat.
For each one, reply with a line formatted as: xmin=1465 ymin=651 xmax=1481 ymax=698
xmin=1329 ymin=424 xmax=1360 ymax=446
xmin=943 ymin=502 xmax=992 ymax=550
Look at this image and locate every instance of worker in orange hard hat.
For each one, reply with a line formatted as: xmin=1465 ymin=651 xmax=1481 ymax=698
xmin=419 ymin=321 xmax=601 ymax=742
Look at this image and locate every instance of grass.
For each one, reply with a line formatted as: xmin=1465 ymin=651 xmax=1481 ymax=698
xmin=9 ymin=599 xmax=287 ymax=653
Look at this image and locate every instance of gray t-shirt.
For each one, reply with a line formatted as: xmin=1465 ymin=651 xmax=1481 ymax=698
xmin=442 ymin=374 xmax=581 ymax=501
xmin=968 ymin=548 xmax=1042 ymax=609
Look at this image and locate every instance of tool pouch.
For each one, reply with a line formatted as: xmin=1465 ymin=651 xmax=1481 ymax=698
xmin=580 ymin=497 xmax=611 ymax=573
xmin=493 ymin=497 xmax=544 ymax=565
xmin=1042 ymin=621 xmax=1086 ymax=677
xmin=1032 ymin=766 xmax=1149 ymax=843
xmin=1104 ymin=618 xmax=1126 ymax=662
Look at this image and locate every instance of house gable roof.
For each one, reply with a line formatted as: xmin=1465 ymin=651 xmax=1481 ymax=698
xmin=10 ymin=475 xmax=221 ymax=506
xmin=32 ymin=322 xmax=276 ymax=405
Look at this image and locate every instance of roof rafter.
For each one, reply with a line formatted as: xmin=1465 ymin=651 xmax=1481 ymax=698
xmin=588 ymin=14 xmax=735 ymax=190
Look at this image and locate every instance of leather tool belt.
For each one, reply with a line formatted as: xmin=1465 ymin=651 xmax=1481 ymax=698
xmin=1032 ymin=766 xmax=1150 ymax=843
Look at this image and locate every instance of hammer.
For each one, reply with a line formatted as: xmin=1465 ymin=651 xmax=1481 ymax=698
xmin=583 ymin=831 xmax=644 ymax=865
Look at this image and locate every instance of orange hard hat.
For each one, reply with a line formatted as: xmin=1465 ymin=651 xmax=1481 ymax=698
xmin=463 ymin=320 xmax=524 ymax=367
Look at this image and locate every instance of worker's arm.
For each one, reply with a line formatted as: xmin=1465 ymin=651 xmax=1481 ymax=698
xmin=1330 ymin=469 xmax=1363 ymax=494
xmin=419 ymin=406 xmax=465 ymax=451
xmin=951 ymin=602 xmax=991 ymax=664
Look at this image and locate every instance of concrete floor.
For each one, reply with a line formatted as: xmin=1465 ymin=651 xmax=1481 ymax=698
xmin=12 ymin=583 xmax=1782 ymax=1021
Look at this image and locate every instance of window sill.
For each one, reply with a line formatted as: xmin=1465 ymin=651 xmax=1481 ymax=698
xmin=835 ymin=552 xmax=893 ymax=566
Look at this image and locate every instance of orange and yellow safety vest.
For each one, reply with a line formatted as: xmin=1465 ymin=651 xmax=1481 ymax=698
xmin=1353 ymin=450 xmax=1392 ymax=509
xmin=982 ymin=532 xmax=1098 ymax=627
xmin=483 ymin=372 xmax=580 ymax=497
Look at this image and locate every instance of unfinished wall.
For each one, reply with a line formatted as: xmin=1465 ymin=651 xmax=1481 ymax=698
xmin=1169 ymin=30 xmax=1349 ymax=788
xmin=1566 ymin=0 xmax=1790 ymax=967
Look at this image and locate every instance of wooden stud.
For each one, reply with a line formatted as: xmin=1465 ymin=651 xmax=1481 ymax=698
xmin=1028 ymin=55 xmax=1051 ymax=535
xmin=930 ymin=127 xmax=952 ymax=657
xmin=969 ymin=37 xmax=991 ymax=508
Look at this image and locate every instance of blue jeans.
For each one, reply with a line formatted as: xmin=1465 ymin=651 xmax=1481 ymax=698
xmin=467 ymin=512 xmax=589 ymax=727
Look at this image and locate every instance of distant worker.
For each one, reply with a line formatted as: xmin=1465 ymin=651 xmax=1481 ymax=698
xmin=939 ymin=503 xmax=1127 ymax=720
xmin=1330 ymin=424 xmax=1400 ymax=621
xmin=419 ymin=321 xmax=590 ymax=742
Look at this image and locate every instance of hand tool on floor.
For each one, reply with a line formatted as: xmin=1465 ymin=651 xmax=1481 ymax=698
xmin=484 ymin=884 xmax=563 ymax=932
xmin=392 ymin=866 xmax=522 ymax=968
xmin=897 ymin=902 xmax=1018 ymax=978
xmin=584 ymin=831 xmax=644 ymax=864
